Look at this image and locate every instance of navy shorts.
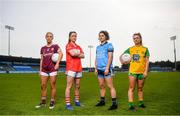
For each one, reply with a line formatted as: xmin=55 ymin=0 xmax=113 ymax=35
xmin=97 ymin=69 xmax=114 ymax=78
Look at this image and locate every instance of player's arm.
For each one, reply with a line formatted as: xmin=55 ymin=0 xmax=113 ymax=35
xmin=106 ymin=52 xmax=113 ymax=70
xmin=69 ymin=49 xmax=80 ymax=57
xmin=104 ymin=44 xmax=114 ymax=75
xmin=39 ymin=54 xmax=43 ymax=74
xmin=69 ymin=50 xmax=78 ymax=57
xmin=143 ymin=48 xmax=150 ymax=78
xmin=94 ymin=59 xmax=98 ymax=75
xmin=78 ymin=47 xmax=85 ymax=59
xmin=57 ymin=48 xmax=63 ymax=64
xmin=104 ymin=52 xmax=113 ymax=75
xmin=143 ymin=57 xmax=149 ymax=78
xmin=66 ymin=45 xmax=77 ymax=57
xmin=78 ymin=52 xmax=84 ymax=59
xmin=54 ymin=48 xmax=63 ymax=70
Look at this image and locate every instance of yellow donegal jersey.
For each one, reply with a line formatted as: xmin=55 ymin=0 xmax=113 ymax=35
xmin=124 ymin=45 xmax=150 ymax=74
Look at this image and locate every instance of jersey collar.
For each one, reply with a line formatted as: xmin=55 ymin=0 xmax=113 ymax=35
xmin=46 ymin=43 xmax=53 ymax=47
xmin=100 ymin=41 xmax=108 ymax=46
xmin=70 ymin=42 xmax=78 ymax=47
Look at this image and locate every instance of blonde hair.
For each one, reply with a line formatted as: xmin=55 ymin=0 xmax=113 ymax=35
xmin=133 ymin=32 xmax=142 ymax=45
xmin=45 ymin=32 xmax=54 ymax=39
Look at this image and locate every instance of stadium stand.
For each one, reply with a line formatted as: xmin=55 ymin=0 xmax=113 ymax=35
xmin=1 ymin=55 xmax=177 ymax=74
xmin=0 ymin=55 xmax=66 ymax=73
xmin=13 ymin=66 xmax=34 ymax=71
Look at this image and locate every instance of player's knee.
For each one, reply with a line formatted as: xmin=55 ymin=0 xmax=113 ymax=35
xmin=66 ymin=85 xmax=72 ymax=90
xmin=99 ymin=84 xmax=105 ymax=89
xmin=138 ymin=87 xmax=143 ymax=92
xmin=52 ymin=81 xmax=56 ymax=85
xmin=50 ymin=81 xmax=56 ymax=87
xmin=41 ymin=83 xmax=46 ymax=90
xmin=129 ymin=86 xmax=135 ymax=92
xmin=50 ymin=84 xmax=55 ymax=89
xmin=75 ymin=84 xmax=80 ymax=89
xmin=107 ymin=84 xmax=114 ymax=89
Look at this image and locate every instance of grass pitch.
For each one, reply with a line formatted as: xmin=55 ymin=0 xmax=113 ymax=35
xmin=0 ymin=72 xmax=180 ymax=115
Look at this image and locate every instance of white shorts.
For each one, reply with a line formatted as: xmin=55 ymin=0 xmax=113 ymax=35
xmin=66 ymin=70 xmax=82 ymax=78
xmin=40 ymin=71 xmax=58 ymax=77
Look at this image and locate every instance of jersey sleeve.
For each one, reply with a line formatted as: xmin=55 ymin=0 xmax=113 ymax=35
xmin=145 ymin=48 xmax=150 ymax=57
xmin=66 ymin=44 xmax=72 ymax=54
xmin=54 ymin=44 xmax=60 ymax=53
xmin=124 ymin=48 xmax=130 ymax=54
xmin=108 ymin=43 xmax=114 ymax=52
xmin=40 ymin=47 xmax=43 ymax=54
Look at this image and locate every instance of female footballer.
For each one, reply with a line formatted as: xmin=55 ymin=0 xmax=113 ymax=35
xmin=35 ymin=32 xmax=63 ymax=109
xmin=65 ymin=31 xmax=84 ymax=110
xmin=95 ymin=30 xmax=118 ymax=110
xmin=120 ymin=33 xmax=150 ymax=111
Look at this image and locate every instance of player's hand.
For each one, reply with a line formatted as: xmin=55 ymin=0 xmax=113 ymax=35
xmin=95 ymin=68 xmax=98 ymax=75
xmin=78 ymin=53 xmax=85 ymax=58
xmin=54 ymin=63 xmax=59 ymax=70
xmin=143 ymin=72 xmax=148 ymax=78
xmin=104 ymin=68 xmax=109 ymax=75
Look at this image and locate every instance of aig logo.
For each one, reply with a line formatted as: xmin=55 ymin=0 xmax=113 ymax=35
xmin=132 ymin=54 xmax=140 ymax=61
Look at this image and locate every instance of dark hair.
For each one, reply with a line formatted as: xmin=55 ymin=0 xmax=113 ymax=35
xmin=45 ymin=32 xmax=54 ymax=39
xmin=99 ymin=30 xmax=110 ymax=40
xmin=133 ymin=32 xmax=142 ymax=45
xmin=68 ymin=31 xmax=77 ymax=43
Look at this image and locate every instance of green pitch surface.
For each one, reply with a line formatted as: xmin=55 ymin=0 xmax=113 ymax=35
xmin=0 ymin=72 xmax=180 ymax=115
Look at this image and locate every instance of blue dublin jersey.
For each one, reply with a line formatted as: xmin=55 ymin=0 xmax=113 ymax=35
xmin=96 ymin=42 xmax=114 ymax=71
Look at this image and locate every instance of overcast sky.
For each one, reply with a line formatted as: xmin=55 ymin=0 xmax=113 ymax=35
xmin=0 ymin=0 xmax=180 ymax=67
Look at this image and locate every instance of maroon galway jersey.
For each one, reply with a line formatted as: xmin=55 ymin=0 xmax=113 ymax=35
xmin=40 ymin=44 xmax=60 ymax=73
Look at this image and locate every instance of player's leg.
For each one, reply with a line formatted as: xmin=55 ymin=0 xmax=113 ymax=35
xmin=137 ymin=75 xmax=146 ymax=108
xmin=128 ymin=74 xmax=137 ymax=111
xmin=49 ymin=72 xmax=57 ymax=109
xmin=41 ymin=76 xmax=49 ymax=102
xmin=74 ymin=78 xmax=80 ymax=103
xmin=65 ymin=71 xmax=75 ymax=110
xmin=105 ymin=76 xmax=118 ymax=110
xmin=96 ymin=77 xmax=106 ymax=106
xmin=74 ymin=72 xmax=83 ymax=106
xmin=35 ymin=72 xmax=49 ymax=108
xmin=74 ymin=78 xmax=81 ymax=106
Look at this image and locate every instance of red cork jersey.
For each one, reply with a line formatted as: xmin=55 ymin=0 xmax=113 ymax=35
xmin=66 ymin=43 xmax=83 ymax=72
